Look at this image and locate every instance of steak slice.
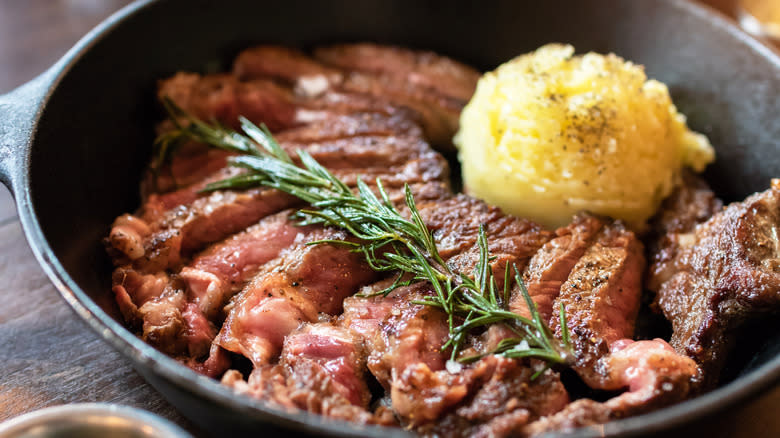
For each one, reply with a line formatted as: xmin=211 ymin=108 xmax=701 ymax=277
xmin=648 ymin=179 xmax=780 ymax=388
xmin=111 ymin=211 xmax=314 ymax=361
xmin=231 ymin=43 xmax=477 ymax=148
xmin=158 ymin=71 xmax=417 ymax=139
xmin=524 ymin=221 xmax=699 ymax=431
xmin=232 ymin=45 xmax=343 ymax=86
xmin=313 ymin=43 xmax=480 ymax=105
xmin=108 ymin=112 xmax=448 ymax=272
xmin=142 ymin=144 xmax=234 ymax=196
xmin=550 ymin=220 xmax=645 ymax=389
xmin=416 ymin=357 xmax=569 ymax=438
xmin=523 ymin=339 xmax=697 ymax=436
xmin=178 ymin=210 xmax=315 ymax=320
xmin=281 ymin=322 xmax=372 ymax=408
xmin=366 ymin=283 xmax=451 ymax=390
xmin=215 ymin=228 xmax=381 ymax=367
xmin=274 ymin=111 xmax=423 ymax=143
xmin=336 ymin=71 xmax=465 ymax=148
xmin=221 ymin=322 xmax=396 ymax=425
xmin=158 ymin=73 xmax=300 ymax=131
xmin=419 ymin=194 xmax=552 ymax=263
xmin=513 ymin=214 xmax=605 ymax=321
xmin=647 ymin=171 xmax=723 ymax=292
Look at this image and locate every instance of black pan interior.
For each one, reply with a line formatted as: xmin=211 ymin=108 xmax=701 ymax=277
xmin=23 ymin=0 xmax=780 ymax=435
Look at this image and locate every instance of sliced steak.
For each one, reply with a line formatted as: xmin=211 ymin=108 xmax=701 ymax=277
xmin=550 ymin=220 xmax=645 ymax=389
xmin=523 ymin=221 xmax=699 ymax=431
xmin=111 ymin=269 xmax=185 ymax=351
xmin=215 ymin=228 xmax=381 ymax=367
xmin=108 ymin=111 xmax=448 ymax=272
xmin=231 ymin=43 xmax=478 ymax=147
xmin=366 ymin=283 xmax=451 ymax=390
xmin=419 ymin=194 xmax=552 ymax=264
xmin=111 ymin=211 xmax=313 ymax=361
xmin=336 ymin=71 xmax=465 ymax=148
xmin=514 ymin=214 xmax=605 ymax=321
xmin=648 ymin=180 xmax=780 ymax=388
xmin=232 ymin=45 xmax=342 ymax=87
xmin=222 ymin=358 xmax=395 ymax=426
xmin=523 ymin=339 xmax=697 ymax=437
xmin=179 ymin=210 xmax=315 ymax=319
xmin=159 ymin=71 xmax=414 ymax=136
xmin=647 ymin=171 xmax=723 ymax=292
xmin=141 ymin=143 xmax=234 ymax=196
xmin=274 ymin=111 xmax=423 ymax=143
xmin=281 ymin=322 xmax=371 ymax=408
xmin=313 ymin=43 xmax=480 ymax=104
xmin=417 ymin=358 xmax=569 ymax=438
xmin=158 ymin=73 xmax=299 ymax=131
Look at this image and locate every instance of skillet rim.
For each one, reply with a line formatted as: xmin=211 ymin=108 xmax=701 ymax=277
xmin=5 ymin=0 xmax=780 ymax=436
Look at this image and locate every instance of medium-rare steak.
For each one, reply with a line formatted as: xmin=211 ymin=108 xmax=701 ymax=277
xmin=233 ymin=43 xmax=478 ymax=148
xmin=221 ymin=322 xmax=395 ymax=425
xmin=106 ymin=43 xmax=780 ymax=437
xmin=551 ymin=219 xmax=645 ymax=389
xmin=313 ymin=43 xmax=480 ymax=103
xmin=215 ymin=227 xmax=381 ymax=367
xmin=513 ymin=213 xmax=604 ymax=321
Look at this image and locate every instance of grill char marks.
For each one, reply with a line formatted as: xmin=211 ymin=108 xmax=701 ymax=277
xmin=313 ymin=43 xmax=479 ymax=147
xmin=313 ymin=43 xmax=481 ymax=103
xmin=419 ymin=194 xmax=553 ymax=270
xmin=107 ymin=111 xmax=446 ymax=273
xmin=514 ymin=214 xmax=605 ymax=321
xmin=647 ymin=171 xmax=724 ymax=292
xmin=551 ymin=220 xmax=646 ymax=389
xmin=233 ymin=43 xmax=478 ymax=148
xmin=522 ymin=220 xmax=699 ymax=434
xmin=158 ymin=73 xmax=299 ymax=132
xmin=417 ymin=358 xmax=570 ymax=438
xmin=648 ymin=179 xmax=780 ymax=389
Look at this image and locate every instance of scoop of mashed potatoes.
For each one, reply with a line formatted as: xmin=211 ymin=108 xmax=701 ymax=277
xmin=454 ymin=44 xmax=714 ymax=230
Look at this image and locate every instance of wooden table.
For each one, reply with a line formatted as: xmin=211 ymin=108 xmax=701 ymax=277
xmin=0 ymin=1 xmax=777 ymax=437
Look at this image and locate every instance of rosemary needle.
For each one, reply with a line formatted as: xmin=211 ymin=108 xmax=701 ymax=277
xmin=155 ymin=98 xmax=573 ymax=367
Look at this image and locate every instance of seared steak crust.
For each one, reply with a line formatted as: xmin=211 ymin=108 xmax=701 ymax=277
xmin=552 ymin=219 xmax=645 ymax=389
xmin=313 ymin=43 xmax=480 ymax=103
xmin=648 ymin=179 xmax=780 ymax=388
xmin=647 ymin=171 xmax=723 ymax=292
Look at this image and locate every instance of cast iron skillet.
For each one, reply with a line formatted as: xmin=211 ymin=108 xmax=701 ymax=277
xmin=1 ymin=0 xmax=779 ymax=436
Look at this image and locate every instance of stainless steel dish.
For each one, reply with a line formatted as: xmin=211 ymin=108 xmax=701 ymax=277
xmin=0 ymin=404 xmax=193 ymax=438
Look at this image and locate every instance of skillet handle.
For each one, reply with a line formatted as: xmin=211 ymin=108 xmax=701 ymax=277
xmin=0 ymin=73 xmax=53 ymax=192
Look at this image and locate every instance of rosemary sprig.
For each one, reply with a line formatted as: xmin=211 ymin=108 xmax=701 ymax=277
xmin=156 ymin=100 xmax=573 ymax=366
